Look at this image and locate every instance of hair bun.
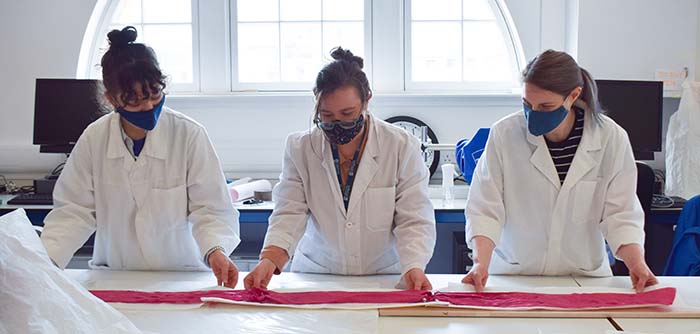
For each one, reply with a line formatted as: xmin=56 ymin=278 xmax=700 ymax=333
xmin=107 ymin=26 xmax=138 ymax=49
xmin=330 ymin=47 xmax=364 ymax=69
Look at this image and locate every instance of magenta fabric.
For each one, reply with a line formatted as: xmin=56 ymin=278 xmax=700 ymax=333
xmin=433 ymin=287 xmax=677 ymax=309
xmin=91 ymin=288 xmax=431 ymax=305
xmin=91 ymin=287 xmax=676 ymax=309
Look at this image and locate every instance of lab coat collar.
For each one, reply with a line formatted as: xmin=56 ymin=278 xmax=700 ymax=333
xmin=560 ymin=110 xmax=602 ymax=191
xmin=525 ymin=110 xmax=603 ymax=190
xmin=106 ymin=108 xmax=170 ymax=160
xmin=346 ymin=114 xmax=380 ymax=216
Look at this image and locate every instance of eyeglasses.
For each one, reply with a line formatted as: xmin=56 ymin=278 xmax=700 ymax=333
xmin=314 ymin=115 xmax=363 ymax=131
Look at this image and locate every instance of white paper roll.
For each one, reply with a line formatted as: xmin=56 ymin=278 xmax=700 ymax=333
xmin=229 ymin=179 xmax=272 ymax=202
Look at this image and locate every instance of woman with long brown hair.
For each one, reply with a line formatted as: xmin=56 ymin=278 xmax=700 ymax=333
xmin=463 ymin=50 xmax=657 ymax=292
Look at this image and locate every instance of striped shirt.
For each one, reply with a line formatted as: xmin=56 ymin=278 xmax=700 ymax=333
xmin=546 ymin=109 xmax=584 ymax=184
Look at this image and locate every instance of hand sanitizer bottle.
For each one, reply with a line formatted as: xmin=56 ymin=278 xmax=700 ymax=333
xmin=441 ymin=163 xmax=456 ymax=208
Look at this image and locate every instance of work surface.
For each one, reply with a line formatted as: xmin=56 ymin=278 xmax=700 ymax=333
xmin=64 ymin=270 xmax=700 ymax=334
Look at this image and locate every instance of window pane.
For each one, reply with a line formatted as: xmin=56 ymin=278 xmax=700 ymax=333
xmin=323 ymin=22 xmax=364 ymax=60
xmin=237 ymin=0 xmax=279 ymax=22
xmin=280 ymin=23 xmax=322 ymax=82
xmin=411 ymin=22 xmax=461 ymax=81
xmin=143 ymin=0 xmax=191 ymax=23
xmin=463 ymin=0 xmax=496 ymax=20
xmin=112 ymin=0 xmax=141 ymax=24
xmin=280 ymin=0 xmax=321 ymax=21
xmin=238 ymin=23 xmax=280 ymax=82
xmin=142 ymin=24 xmax=193 ymax=84
xmin=412 ymin=0 xmax=461 ymax=21
xmin=463 ymin=21 xmax=512 ymax=82
xmin=323 ymin=0 xmax=363 ymax=21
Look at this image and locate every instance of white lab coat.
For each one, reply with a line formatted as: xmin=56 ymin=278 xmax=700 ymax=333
xmin=466 ymin=111 xmax=644 ymax=277
xmin=263 ymin=114 xmax=436 ymax=275
xmin=41 ymin=107 xmax=240 ymax=270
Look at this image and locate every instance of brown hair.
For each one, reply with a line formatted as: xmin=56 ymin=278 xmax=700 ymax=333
xmin=100 ymin=26 xmax=167 ymax=106
xmin=522 ymin=49 xmax=601 ymax=120
xmin=312 ymin=47 xmax=371 ymax=121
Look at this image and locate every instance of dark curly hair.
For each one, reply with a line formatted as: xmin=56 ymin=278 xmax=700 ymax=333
xmin=100 ymin=26 xmax=167 ymax=107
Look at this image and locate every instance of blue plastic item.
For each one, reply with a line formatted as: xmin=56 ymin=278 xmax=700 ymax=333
xmin=663 ymin=195 xmax=700 ymax=276
xmin=455 ymin=128 xmax=490 ymax=185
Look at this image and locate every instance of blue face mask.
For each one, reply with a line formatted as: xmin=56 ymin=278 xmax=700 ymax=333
xmin=523 ymin=101 xmax=570 ymax=136
xmin=116 ymin=95 xmax=165 ymax=131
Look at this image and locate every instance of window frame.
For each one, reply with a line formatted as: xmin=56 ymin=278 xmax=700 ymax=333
xmin=228 ymin=0 xmax=373 ymax=92
xmin=80 ymin=0 xmax=525 ymax=95
xmin=80 ymin=0 xmax=201 ymax=93
xmin=403 ymin=0 xmax=525 ymax=93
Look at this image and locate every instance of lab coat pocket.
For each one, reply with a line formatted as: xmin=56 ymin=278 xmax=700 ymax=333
xmin=292 ymin=251 xmax=332 ymax=274
xmin=364 ymin=187 xmax=396 ymax=232
xmin=149 ymin=184 xmax=188 ymax=230
xmin=571 ymin=180 xmax=600 ymax=225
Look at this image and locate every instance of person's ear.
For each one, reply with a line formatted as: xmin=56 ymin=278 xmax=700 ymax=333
xmin=565 ymin=86 xmax=583 ymax=109
xmin=569 ymin=86 xmax=583 ymax=103
xmin=363 ymin=91 xmax=372 ymax=112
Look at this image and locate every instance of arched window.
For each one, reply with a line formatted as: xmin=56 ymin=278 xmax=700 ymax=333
xmin=406 ymin=0 xmax=524 ymax=92
xmin=78 ymin=0 xmax=522 ymax=93
xmin=79 ymin=0 xmax=197 ymax=91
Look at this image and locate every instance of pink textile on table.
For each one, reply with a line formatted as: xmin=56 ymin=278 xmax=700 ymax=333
xmin=433 ymin=287 xmax=676 ymax=310
xmin=91 ymin=287 xmax=676 ymax=310
xmin=91 ymin=288 xmax=431 ymax=305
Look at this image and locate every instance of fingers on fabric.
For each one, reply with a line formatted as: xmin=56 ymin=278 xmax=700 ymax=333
xmin=225 ymin=265 xmax=238 ymax=288
xmin=243 ymin=274 xmax=254 ymax=290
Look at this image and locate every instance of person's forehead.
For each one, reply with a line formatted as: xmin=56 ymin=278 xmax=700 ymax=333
xmin=320 ymin=88 xmax=362 ymax=110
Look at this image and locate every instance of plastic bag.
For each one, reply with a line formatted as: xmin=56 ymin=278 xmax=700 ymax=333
xmin=0 ymin=209 xmax=141 ymax=334
xmin=455 ymin=128 xmax=490 ymax=185
xmin=665 ymin=80 xmax=700 ymax=199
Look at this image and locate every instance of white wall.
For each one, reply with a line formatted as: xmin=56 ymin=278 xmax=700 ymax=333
xmin=577 ymin=0 xmax=699 ymax=81
xmin=0 ymin=0 xmax=97 ymax=178
xmin=576 ymin=0 xmax=700 ymax=170
xmin=1 ymin=0 xmax=699 ymax=179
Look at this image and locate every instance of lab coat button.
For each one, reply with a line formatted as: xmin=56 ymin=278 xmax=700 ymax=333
xmin=345 ymin=222 xmax=353 ymax=229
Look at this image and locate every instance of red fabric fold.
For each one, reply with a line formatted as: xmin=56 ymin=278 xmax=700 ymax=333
xmin=90 ymin=288 xmax=431 ymax=305
xmin=433 ymin=287 xmax=676 ymax=309
xmin=90 ymin=287 xmax=676 ymax=310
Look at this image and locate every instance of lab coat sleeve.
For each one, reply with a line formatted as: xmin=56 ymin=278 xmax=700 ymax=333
xmin=465 ymin=127 xmax=506 ymax=249
xmin=599 ymin=131 xmax=645 ymax=257
xmin=187 ymin=127 xmax=241 ymax=260
xmin=262 ymin=133 xmax=309 ymax=257
xmin=40 ymin=133 xmax=97 ymax=269
xmin=392 ymin=136 xmax=436 ymax=275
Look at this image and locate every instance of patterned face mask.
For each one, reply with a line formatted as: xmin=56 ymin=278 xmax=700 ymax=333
xmin=316 ymin=114 xmax=365 ymax=145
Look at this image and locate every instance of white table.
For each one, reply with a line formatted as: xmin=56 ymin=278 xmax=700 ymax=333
xmin=65 ymin=270 xmax=615 ymax=334
xmin=574 ymin=276 xmax=700 ymax=334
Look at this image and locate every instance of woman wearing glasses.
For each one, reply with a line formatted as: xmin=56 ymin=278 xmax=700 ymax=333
xmin=245 ymin=47 xmax=436 ymax=290
xmin=41 ymin=26 xmax=241 ymax=287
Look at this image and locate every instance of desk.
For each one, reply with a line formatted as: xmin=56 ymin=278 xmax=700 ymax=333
xmin=0 ymin=195 xmax=469 ymax=273
xmin=574 ymin=276 xmax=700 ymax=333
xmin=1 ymin=195 xmax=685 ymax=274
xmin=64 ymin=270 xmax=615 ymax=334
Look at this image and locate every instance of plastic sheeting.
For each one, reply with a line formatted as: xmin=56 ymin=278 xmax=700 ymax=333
xmin=0 ymin=209 xmax=141 ymax=334
xmin=666 ymin=80 xmax=700 ymax=199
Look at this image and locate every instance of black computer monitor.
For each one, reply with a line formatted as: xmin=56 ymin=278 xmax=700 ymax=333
xmin=33 ymin=79 xmax=104 ymax=153
xmin=595 ymin=80 xmax=663 ymax=160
